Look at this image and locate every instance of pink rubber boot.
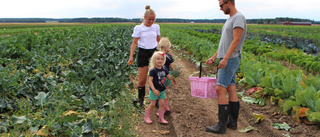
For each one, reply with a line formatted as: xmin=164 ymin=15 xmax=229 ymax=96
xmin=158 ymin=110 xmax=168 ymax=124
xmin=144 ymin=108 xmax=152 ymax=124
xmin=164 ymin=100 xmax=170 ymax=111
xmin=156 ymin=100 xmax=170 ymax=117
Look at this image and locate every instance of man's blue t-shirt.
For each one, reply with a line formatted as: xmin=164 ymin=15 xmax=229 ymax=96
xmin=149 ymin=67 xmax=169 ymax=92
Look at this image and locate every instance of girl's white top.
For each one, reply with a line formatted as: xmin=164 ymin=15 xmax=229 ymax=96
xmin=132 ymin=23 xmax=160 ymax=49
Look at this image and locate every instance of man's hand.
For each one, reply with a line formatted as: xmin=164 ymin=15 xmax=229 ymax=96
xmin=206 ymin=57 xmax=216 ymax=65
xmin=218 ymin=58 xmax=228 ymax=68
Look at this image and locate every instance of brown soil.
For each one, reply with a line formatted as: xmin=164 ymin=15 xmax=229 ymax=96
xmin=134 ymin=49 xmax=320 ymax=137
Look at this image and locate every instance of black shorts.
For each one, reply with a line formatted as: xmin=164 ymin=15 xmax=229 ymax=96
xmin=137 ymin=47 xmax=158 ymax=67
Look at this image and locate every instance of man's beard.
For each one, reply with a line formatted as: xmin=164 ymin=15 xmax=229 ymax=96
xmin=224 ymin=8 xmax=230 ymax=15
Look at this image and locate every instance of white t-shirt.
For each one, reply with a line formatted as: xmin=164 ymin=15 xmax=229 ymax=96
xmin=217 ymin=12 xmax=247 ymax=58
xmin=132 ymin=23 xmax=161 ymax=49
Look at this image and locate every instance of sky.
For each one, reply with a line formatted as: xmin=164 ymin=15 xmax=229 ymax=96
xmin=1 ymin=0 xmax=319 ymax=21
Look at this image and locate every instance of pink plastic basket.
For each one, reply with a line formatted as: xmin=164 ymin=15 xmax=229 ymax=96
xmin=189 ymin=77 xmax=217 ymax=98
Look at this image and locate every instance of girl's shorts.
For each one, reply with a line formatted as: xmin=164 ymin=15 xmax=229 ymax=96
xmin=216 ymin=56 xmax=241 ymax=88
xmin=137 ymin=47 xmax=158 ymax=67
xmin=148 ymin=90 xmax=166 ymax=100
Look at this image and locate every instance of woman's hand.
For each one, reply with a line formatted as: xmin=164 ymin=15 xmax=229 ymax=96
xmin=127 ymin=57 xmax=133 ymax=65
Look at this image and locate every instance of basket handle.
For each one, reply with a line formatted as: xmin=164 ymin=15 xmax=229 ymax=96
xmin=199 ymin=61 xmax=219 ymax=79
xmin=199 ymin=61 xmax=220 ymax=78
xmin=199 ymin=62 xmax=202 ymax=78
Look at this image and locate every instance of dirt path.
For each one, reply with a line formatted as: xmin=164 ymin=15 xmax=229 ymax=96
xmin=135 ymin=49 xmax=320 ymax=137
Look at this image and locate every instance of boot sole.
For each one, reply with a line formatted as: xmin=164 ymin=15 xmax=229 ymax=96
xmin=156 ymin=111 xmax=171 ymax=117
xmin=205 ymin=127 xmax=227 ymax=134
xmin=227 ymin=126 xmax=237 ymax=130
xmin=205 ymin=129 xmax=226 ymax=134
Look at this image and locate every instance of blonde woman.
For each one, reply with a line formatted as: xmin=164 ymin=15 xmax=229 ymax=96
xmin=127 ymin=5 xmax=160 ymax=107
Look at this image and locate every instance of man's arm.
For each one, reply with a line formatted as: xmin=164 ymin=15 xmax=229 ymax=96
xmin=218 ymin=27 xmax=243 ymax=68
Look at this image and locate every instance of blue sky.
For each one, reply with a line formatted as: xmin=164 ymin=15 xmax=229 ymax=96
xmin=1 ymin=0 xmax=319 ymax=21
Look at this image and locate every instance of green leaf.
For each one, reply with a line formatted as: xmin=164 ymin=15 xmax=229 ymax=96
xmin=238 ymin=78 xmax=247 ymax=85
xmin=29 ymin=125 xmax=40 ymax=133
xmin=36 ymin=125 xmax=49 ymax=136
xmin=81 ymin=119 xmax=94 ymax=134
xmin=77 ymin=60 xmax=84 ymax=65
xmin=255 ymin=97 xmax=265 ymax=106
xmin=0 ymin=99 xmax=6 ymax=109
xmin=73 ymin=99 xmax=82 ymax=106
xmin=237 ymin=91 xmax=244 ymax=98
xmin=244 ymin=73 xmax=257 ymax=86
xmin=282 ymin=100 xmax=298 ymax=115
xmin=281 ymin=70 xmax=302 ymax=97
xmin=241 ymin=96 xmax=256 ymax=104
xmin=34 ymin=92 xmax=48 ymax=106
xmin=271 ymin=122 xmax=293 ymax=131
xmin=103 ymin=99 xmax=116 ymax=108
xmin=171 ymin=70 xmax=181 ymax=78
xmin=11 ymin=115 xmax=27 ymax=125
xmin=282 ymin=133 xmax=291 ymax=137
xmin=239 ymin=126 xmax=260 ymax=133
xmin=307 ymin=112 xmax=320 ymax=123
xmin=0 ymin=120 xmax=7 ymax=133
xmin=253 ymin=113 xmax=265 ymax=123
xmin=295 ymin=87 xmax=316 ymax=110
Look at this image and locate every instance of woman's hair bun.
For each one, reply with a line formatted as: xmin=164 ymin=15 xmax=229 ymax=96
xmin=145 ymin=5 xmax=150 ymax=10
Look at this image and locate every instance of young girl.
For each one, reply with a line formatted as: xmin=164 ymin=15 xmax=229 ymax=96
xmin=144 ymin=51 xmax=176 ymax=124
xmin=156 ymin=37 xmax=175 ymax=113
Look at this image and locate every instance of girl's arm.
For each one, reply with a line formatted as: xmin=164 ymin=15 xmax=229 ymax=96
xmin=169 ymin=63 xmax=175 ymax=70
xmin=149 ymin=76 xmax=160 ymax=96
xmin=128 ymin=38 xmax=139 ymax=65
xmin=167 ymin=74 xmax=176 ymax=85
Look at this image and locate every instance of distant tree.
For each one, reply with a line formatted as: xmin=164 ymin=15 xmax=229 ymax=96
xmin=257 ymin=18 xmax=264 ymax=24
xmin=267 ymin=19 xmax=271 ymax=24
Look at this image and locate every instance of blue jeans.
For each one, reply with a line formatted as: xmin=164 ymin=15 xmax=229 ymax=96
xmin=216 ymin=57 xmax=241 ymax=88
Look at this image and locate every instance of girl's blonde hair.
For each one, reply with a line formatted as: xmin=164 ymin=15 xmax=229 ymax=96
xmin=158 ymin=37 xmax=171 ymax=51
xmin=142 ymin=5 xmax=156 ymax=22
xmin=149 ymin=51 xmax=166 ymax=69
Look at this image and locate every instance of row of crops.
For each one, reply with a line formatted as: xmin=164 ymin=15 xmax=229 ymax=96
xmin=0 ymin=23 xmax=319 ymax=136
xmin=160 ymin=24 xmax=320 ymax=123
xmin=0 ymin=24 xmax=138 ymax=136
xmin=162 ymin=24 xmax=320 ymax=73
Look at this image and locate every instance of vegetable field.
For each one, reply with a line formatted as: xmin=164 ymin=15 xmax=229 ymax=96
xmin=0 ymin=24 xmax=137 ymax=136
xmin=0 ymin=23 xmax=319 ymax=136
xmin=160 ymin=24 xmax=320 ymax=124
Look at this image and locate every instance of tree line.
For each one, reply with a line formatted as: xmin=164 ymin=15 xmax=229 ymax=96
xmin=247 ymin=17 xmax=318 ymax=24
xmin=0 ymin=17 xmax=319 ymax=24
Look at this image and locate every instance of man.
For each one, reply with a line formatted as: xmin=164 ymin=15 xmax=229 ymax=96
xmin=205 ymin=0 xmax=247 ymax=134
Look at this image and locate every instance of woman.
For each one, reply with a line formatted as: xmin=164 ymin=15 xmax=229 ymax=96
xmin=127 ymin=5 xmax=160 ymax=107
